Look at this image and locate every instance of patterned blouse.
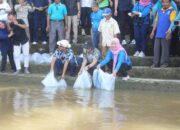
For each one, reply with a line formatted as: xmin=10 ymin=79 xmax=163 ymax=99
xmin=53 ymin=48 xmax=74 ymax=63
xmin=83 ymin=48 xmax=101 ymax=63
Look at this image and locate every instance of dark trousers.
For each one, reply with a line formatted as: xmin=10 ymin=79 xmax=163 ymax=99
xmin=33 ymin=11 xmax=47 ymax=42
xmin=80 ymin=7 xmax=92 ymax=34
xmin=118 ymin=11 xmax=134 ymax=41
xmin=1 ymin=50 xmax=16 ymax=71
xmin=54 ymin=58 xmax=76 ymax=76
xmin=28 ymin=12 xmax=34 ymax=43
xmin=153 ymin=38 xmax=170 ymax=66
xmin=107 ymin=60 xmax=132 ymax=77
xmin=92 ymin=31 xmax=100 ymax=49
xmin=134 ymin=24 xmax=149 ymax=52
xmin=170 ymin=27 xmax=180 ymax=56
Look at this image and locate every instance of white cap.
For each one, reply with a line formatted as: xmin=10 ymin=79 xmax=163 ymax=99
xmin=57 ymin=40 xmax=71 ymax=48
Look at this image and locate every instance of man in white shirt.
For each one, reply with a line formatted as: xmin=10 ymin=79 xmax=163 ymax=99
xmin=98 ymin=8 xmax=120 ymax=58
xmin=80 ymin=0 xmax=93 ymax=35
xmin=0 ymin=0 xmax=11 ymax=21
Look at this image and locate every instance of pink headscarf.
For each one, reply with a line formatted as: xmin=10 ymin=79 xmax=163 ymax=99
xmin=110 ymin=38 xmax=127 ymax=71
xmin=139 ymin=0 xmax=151 ymax=6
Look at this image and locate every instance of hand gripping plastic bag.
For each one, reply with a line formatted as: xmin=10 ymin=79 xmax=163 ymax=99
xmin=73 ymin=70 xmax=92 ymax=89
xmin=41 ymin=71 xmax=59 ymax=87
xmin=93 ymin=69 xmax=116 ymax=91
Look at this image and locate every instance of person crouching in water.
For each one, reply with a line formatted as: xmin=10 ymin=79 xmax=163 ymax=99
xmin=8 ymin=13 xmax=30 ymax=74
xmin=50 ymin=40 xmax=77 ymax=79
xmin=97 ymin=38 xmax=132 ymax=80
xmin=78 ymin=40 xmax=101 ymax=75
xmin=0 ymin=20 xmax=16 ymax=73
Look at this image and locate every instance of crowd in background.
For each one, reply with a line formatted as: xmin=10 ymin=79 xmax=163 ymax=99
xmin=0 ymin=0 xmax=179 ymax=79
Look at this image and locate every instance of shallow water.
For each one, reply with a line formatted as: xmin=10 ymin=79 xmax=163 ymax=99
xmin=0 ymin=84 xmax=180 ymax=130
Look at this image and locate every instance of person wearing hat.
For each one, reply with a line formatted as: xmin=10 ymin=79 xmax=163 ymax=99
xmin=78 ymin=40 xmax=101 ymax=75
xmin=50 ymin=40 xmax=76 ymax=79
xmin=98 ymin=8 xmax=120 ymax=60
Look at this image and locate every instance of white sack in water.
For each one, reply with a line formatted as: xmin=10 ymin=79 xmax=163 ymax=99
xmin=58 ymin=79 xmax=67 ymax=89
xmin=93 ymin=69 xmax=116 ymax=91
xmin=41 ymin=71 xmax=59 ymax=87
xmin=73 ymin=70 xmax=92 ymax=89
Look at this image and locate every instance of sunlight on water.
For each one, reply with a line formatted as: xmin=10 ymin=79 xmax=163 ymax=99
xmin=0 ymin=84 xmax=180 ymax=130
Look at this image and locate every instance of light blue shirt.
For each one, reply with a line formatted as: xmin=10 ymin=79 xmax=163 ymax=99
xmin=91 ymin=9 xmax=103 ymax=32
xmin=48 ymin=3 xmax=67 ymax=20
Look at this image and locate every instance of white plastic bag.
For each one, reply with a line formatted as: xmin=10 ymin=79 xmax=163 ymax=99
xmin=73 ymin=70 xmax=92 ymax=89
xmin=41 ymin=71 xmax=59 ymax=87
xmin=93 ymin=69 xmax=116 ymax=91
xmin=58 ymin=79 xmax=67 ymax=89
xmin=30 ymin=53 xmax=44 ymax=64
xmin=93 ymin=69 xmax=102 ymax=89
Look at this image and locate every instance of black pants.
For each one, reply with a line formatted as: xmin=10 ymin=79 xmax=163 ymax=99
xmin=118 ymin=63 xmax=132 ymax=77
xmin=107 ymin=61 xmax=132 ymax=77
xmin=170 ymin=27 xmax=180 ymax=56
xmin=1 ymin=50 xmax=16 ymax=72
xmin=80 ymin=7 xmax=92 ymax=34
xmin=28 ymin=12 xmax=34 ymax=43
xmin=118 ymin=11 xmax=134 ymax=41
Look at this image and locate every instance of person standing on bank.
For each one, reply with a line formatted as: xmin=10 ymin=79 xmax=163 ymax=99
xmin=130 ymin=0 xmax=153 ymax=58
xmin=0 ymin=20 xmax=16 ymax=73
xmin=114 ymin=0 xmax=135 ymax=45
xmin=63 ymin=0 xmax=80 ymax=44
xmin=97 ymin=38 xmax=132 ymax=80
xmin=50 ymin=40 xmax=77 ymax=79
xmin=150 ymin=0 xmax=176 ymax=68
xmin=98 ymin=8 xmax=120 ymax=59
xmin=46 ymin=0 xmax=67 ymax=55
xmin=91 ymin=2 xmax=103 ymax=49
xmin=8 ymin=13 xmax=30 ymax=74
xmin=0 ymin=0 xmax=11 ymax=22
xmin=14 ymin=0 xmax=33 ymax=39
xmin=31 ymin=0 xmax=49 ymax=45
xmin=78 ymin=40 xmax=101 ymax=75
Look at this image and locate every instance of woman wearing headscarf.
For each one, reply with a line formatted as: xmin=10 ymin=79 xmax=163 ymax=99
xmin=97 ymin=38 xmax=132 ymax=80
xmin=129 ymin=0 xmax=153 ymax=58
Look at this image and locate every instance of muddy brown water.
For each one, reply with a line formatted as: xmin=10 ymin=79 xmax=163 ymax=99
xmin=0 ymin=83 xmax=180 ymax=130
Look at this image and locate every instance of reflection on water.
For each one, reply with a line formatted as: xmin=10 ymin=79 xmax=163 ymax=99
xmin=0 ymin=85 xmax=180 ymax=130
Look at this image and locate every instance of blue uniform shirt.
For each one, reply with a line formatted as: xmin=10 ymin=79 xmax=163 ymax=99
xmin=155 ymin=7 xmax=176 ymax=38
xmin=48 ymin=3 xmax=67 ymax=20
xmin=132 ymin=2 xmax=153 ymax=25
xmin=91 ymin=9 xmax=103 ymax=32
